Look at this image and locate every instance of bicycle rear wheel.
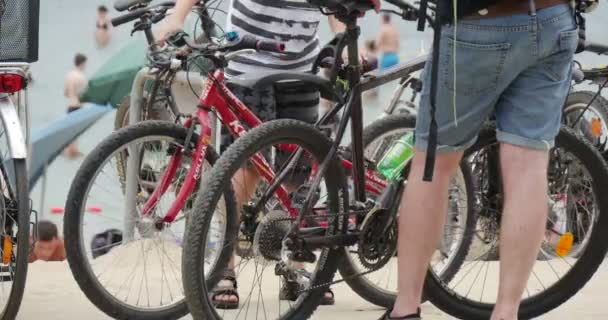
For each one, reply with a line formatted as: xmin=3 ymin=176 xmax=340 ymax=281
xmin=183 ymin=119 xmax=349 ymax=320
xmin=563 ymin=90 xmax=608 ymax=152
xmin=0 ymin=118 xmax=29 ymax=319
xmin=425 ymin=125 xmax=608 ymax=320
xmin=64 ymin=121 xmax=236 ymax=320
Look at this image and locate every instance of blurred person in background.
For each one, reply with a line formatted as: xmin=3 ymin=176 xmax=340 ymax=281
xmin=63 ymin=53 xmax=87 ymax=159
xmin=95 ymin=5 xmax=112 ymax=48
xmin=377 ymin=13 xmax=400 ymax=70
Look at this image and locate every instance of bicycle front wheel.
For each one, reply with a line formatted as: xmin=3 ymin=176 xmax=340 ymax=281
xmin=183 ymin=119 xmax=349 ymax=320
xmin=425 ymin=125 xmax=608 ymax=320
xmin=64 ymin=121 xmax=236 ymax=320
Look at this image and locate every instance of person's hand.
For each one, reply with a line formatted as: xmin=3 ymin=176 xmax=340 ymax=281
xmin=156 ymin=17 xmax=184 ymax=44
xmin=370 ymin=0 xmax=380 ymax=12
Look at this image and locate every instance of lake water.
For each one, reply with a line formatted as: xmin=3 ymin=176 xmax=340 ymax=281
xmin=27 ymin=0 xmax=608 ymax=226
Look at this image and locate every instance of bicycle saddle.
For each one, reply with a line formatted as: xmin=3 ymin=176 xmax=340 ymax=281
xmin=114 ymin=0 xmax=152 ymax=12
xmin=307 ymin=0 xmax=379 ymax=17
xmin=226 ymin=72 xmax=341 ymax=103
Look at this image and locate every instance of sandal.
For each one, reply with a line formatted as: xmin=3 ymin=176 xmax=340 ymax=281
xmin=319 ymin=288 xmax=335 ymax=306
xmin=211 ymin=269 xmax=239 ymax=310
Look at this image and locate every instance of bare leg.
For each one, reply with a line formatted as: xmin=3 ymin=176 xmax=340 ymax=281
xmin=212 ymin=167 xmax=260 ymax=304
xmin=490 ymin=144 xmax=549 ymax=320
xmin=391 ymin=151 xmax=462 ymax=317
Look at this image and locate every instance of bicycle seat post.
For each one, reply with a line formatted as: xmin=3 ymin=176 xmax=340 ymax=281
xmin=343 ymin=15 xmax=366 ymax=204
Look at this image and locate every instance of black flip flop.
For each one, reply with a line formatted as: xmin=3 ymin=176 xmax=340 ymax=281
xmin=379 ymin=308 xmax=421 ymax=320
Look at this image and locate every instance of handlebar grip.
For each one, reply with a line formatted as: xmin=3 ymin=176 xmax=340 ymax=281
xmin=111 ymin=8 xmax=146 ymax=27
xmin=256 ymin=41 xmax=286 ymax=53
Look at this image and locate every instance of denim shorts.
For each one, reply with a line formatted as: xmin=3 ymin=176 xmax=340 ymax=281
xmin=415 ymin=3 xmax=579 ymax=152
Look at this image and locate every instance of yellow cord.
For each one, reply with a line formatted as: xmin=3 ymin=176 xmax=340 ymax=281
xmin=452 ymin=0 xmax=459 ymax=127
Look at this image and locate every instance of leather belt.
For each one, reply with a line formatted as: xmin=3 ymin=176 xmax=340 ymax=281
xmin=465 ymin=0 xmax=569 ymax=19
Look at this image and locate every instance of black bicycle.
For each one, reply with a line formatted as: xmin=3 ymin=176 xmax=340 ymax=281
xmin=564 ymin=41 xmax=608 ymax=152
xmin=182 ymin=1 xmax=608 ymax=320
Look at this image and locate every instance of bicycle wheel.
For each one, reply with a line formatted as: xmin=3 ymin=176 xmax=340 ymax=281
xmin=425 ymin=125 xmax=608 ymax=320
xmin=0 ymin=122 xmax=29 ymax=320
xmin=64 ymin=121 xmax=237 ymax=320
xmin=114 ymin=91 xmax=174 ymax=130
xmin=183 ymin=119 xmax=349 ymax=320
xmin=563 ymin=90 xmax=608 ymax=150
xmin=339 ymin=114 xmax=476 ymax=308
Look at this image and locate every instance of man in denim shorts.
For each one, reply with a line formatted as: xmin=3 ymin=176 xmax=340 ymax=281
xmin=388 ymin=1 xmax=578 ymax=319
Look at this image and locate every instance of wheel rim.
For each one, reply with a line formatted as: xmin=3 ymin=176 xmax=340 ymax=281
xmin=74 ymin=134 xmax=227 ymax=312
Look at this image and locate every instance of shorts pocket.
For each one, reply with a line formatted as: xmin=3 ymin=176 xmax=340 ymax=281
xmin=442 ymin=37 xmax=511 ymax=96
xmin=560 ymin=29 xmax=579 ymax=51
xmin=543 ymin=29 xmax=579 ymax=82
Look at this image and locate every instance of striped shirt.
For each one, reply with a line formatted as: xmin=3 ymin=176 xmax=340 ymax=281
xmin=225 ymin=0 xmax=323 ymax=77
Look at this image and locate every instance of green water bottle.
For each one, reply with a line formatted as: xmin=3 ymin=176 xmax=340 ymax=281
xmin=377 ymin=132 xmax=415 ymax=181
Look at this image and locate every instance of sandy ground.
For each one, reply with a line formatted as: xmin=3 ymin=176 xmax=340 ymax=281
xmin=18 ymin=259 xmax=608 ymax=320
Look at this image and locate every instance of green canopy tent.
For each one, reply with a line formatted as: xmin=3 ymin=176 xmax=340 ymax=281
xmin=80 ymin=39 xmax=147 ymax=108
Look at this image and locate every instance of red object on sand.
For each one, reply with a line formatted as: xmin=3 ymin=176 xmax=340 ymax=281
xmin=51 ymin=207 xmax=64 ymax=214
xmin=87 ymin=206 xmax=103 ymax=213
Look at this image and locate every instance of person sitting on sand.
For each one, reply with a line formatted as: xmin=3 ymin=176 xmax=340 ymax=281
xmin=29 ymin=221 xmax=66 ymax=263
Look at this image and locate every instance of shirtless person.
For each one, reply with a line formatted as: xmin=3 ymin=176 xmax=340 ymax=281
xmin=64 ymin=53 xmax=87 ymax=158
xmin=377 ymin=14 xmax=400 ymax=69
xmin=95 ymin=6 xmax=112 ymax=48
xmin=28 ymin=221 xmax=66 ymax=263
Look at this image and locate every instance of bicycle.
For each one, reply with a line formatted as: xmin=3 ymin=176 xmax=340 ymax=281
xmin=181 ymin=0 xmax=608 ymax=319
xmin=0 ymin=1 xmax=38 ymax=317
xmin=63 ymin=3 xmax=476 ymax=320
xmin=0 ymin=64 xmax=32 ymax=319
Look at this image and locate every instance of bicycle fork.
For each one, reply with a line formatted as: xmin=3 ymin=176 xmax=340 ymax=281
xmin=123 ymin=110 xmax=213 ymax=240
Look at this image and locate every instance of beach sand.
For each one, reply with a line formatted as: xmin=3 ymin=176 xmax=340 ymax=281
xmin=19 ymin=258 xmax=608 ymax=319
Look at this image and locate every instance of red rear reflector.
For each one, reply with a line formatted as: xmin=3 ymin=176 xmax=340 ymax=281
xmin=0 ymin=74 xmax=25 ymax=93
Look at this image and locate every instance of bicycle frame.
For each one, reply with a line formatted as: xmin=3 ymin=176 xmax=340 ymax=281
xmin=124 ymin=19 xmax=428 ymax=233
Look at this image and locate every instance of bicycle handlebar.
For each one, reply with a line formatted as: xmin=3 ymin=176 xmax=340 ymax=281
xmin=168 ymin=32 xmax=285 ymax=54
xmin=111 ymin=1 xmax=175 ymax=27
xmin=384 ymin=0 xmax=435 ymax=24
xmin=111 ymin=8 xmax=147 ymax=27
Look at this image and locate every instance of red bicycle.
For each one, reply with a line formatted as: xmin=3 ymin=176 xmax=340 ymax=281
xmin=63 ymin=31 xmax=474 ymax=320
